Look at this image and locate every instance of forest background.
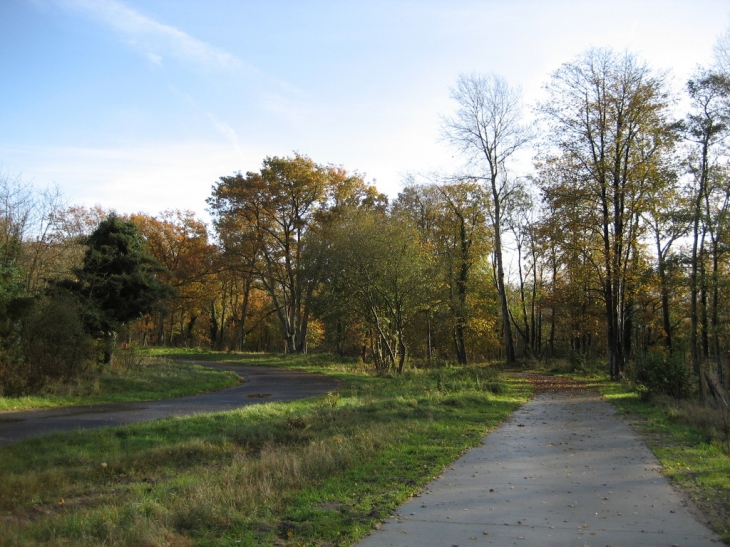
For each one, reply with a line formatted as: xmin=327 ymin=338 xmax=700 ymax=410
xmin=1 ymin=27 xmax=730 ymax=400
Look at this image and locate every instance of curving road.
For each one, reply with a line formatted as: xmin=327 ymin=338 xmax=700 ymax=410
xmin=0 ymin=361 xmax=339 ymax=445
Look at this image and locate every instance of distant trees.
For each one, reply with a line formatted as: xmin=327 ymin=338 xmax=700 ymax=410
xmin=131 ymin=210 xmax=216 ymax=347
xmin=9 ymin=34 xmax=730 ymax=391
xmin=683 ymin=70 xmax=730 ymax=395
xmin=715 ymin=25 xmax=730 ymax=75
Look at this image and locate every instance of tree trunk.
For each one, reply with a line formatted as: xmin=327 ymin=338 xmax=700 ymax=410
xmin=656 ymin=232 xmax=673 ymax=352
xmin=516 ymin=238 xmax=531 ymax=357
xmin=236 ymin=275 xmax=252 ymax=351
xmin=454 ymin=214 xmax=470 ymax=365
xmin=427 ymin=313 xmax=433 ymax=363
xmin=711 ymin=241 xmax=723 ymax=385
xmin=601 ymin=181 xmax=622 ymax=381
xmin=102 ymin=331 xmax=117 ymax=365
xmin=209 ymin=301 xmax=218 ymax=350
xmin=156 ymin=309 xmax=165 ymax=346
xmin=454 ymin=323 xmax=467 ymax=364
xmin=186 ymin=315 xmax=198 ymax=348
xmin=690 ymin=139 xmax=708 ymax=402
xmin=491 ymin=178 xmax=516 ymax=364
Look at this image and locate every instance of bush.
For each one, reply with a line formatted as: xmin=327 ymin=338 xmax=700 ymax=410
xmin=112 ymin=345 xmax=147 ymax=372
xmin=568 ymin=351 xmax=586 ymax=372
xmin=633 ymin=351 xmax=693 ymax=400
xmin=20 ymin=293 xmax=96 ymax=389
xmin=0 ymin=344 xmax=27 ymax=396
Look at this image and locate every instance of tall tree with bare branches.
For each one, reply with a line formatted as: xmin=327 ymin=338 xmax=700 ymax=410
xmin=442 ymin=74 xmax=531 ymax=364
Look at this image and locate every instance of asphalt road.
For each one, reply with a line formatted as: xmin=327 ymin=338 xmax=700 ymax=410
xmin=355 ymin=384 xmax=721 ymax=547
xmin=0 ymin=361 xmax=339 ymax=445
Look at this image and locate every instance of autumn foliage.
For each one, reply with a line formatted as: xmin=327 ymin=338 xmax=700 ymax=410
xmin=1 ymin=45 xmax=730 ymax=396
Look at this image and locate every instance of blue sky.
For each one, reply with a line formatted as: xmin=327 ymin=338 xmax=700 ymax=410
xmin=1 ymin=0 xmax=728 ymax=221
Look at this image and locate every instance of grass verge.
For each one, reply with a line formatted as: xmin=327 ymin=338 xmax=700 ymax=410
xmin=0 ymin=352 xmax=531 ymax=547
xmin=0 ymin=354 xmax=241 ymax=412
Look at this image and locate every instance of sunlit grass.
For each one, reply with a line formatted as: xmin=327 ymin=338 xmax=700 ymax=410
xmin=0 ymin=353 xmax=531 ymax=546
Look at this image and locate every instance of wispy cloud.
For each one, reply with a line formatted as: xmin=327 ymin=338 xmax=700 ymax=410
xmin=54 ymin=0 xmax=251 ymax=72
xmin=207 ymin=113 xmax=246 ymax=159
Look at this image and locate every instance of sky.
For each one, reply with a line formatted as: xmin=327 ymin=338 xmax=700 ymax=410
xmin=1 ymin=0 xmax=729 ymax=223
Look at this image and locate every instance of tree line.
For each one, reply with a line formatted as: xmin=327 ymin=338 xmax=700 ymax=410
xmin=1 ymin=34 xmax=729 ymax=397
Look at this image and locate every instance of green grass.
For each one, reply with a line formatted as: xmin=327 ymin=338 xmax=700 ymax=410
xmin=0 ymin=355 xmax=241 ymax=412
xmin=0 ymin=352 xmax=531 ymax=547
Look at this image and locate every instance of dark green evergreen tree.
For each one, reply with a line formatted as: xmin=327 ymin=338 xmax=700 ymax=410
xmin=62 ymin=214 xmax=175 ymax=362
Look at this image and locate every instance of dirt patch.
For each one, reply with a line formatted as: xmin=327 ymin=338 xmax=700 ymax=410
xmin=313 ymin=502 xmax=343 ymax=511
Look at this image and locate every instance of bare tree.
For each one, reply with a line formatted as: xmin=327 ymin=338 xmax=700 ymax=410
xmin=714 ymin=23 xmax=730 ymax=75
xmin=442 ymin=73 xmax=532 ymax=364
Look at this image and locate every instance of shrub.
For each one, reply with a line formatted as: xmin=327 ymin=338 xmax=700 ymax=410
xmin=633 ymin=351 xmax=693 ymax=400
xmin=0 ymin=344 xmax=26 ymax=396
xmin=20 ymin=293 xmax=96 ymax=388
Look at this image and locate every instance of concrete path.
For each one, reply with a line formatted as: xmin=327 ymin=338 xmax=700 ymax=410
xmin=0 ymin=362 xmax=338 ymax=445
xmin=356 ymin=383 xmax=721 ymax=547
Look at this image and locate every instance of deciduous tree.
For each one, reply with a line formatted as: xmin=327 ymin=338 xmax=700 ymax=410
xmin=442 ymin=74 xmax=532 ymax=364
xmin=394 ymin=179 xmax=491 ymax=363
xmin=208 ymin=154 xmax=384 ymax=354
xmin=540 ymin=49 xmax=675 ymax=379
xmin=316 ymin=209 xmax=431 ymax=372
xmin=684 ymin=70 xmax=730 ymax=394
